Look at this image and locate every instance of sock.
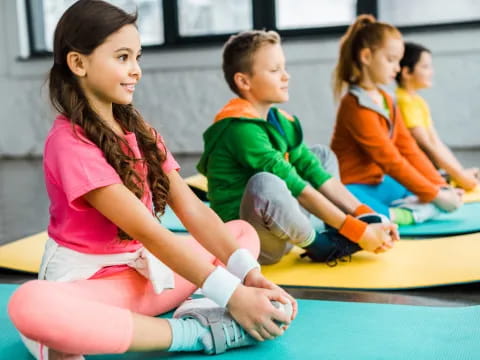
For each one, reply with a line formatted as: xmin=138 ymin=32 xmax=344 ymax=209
xmin=167 ymin=318 xmax=210 ymax=352
xmin=297 ymin=229 xmax=316 ymax=248
xmin=390 ymin=207 xmax=415 ymax=225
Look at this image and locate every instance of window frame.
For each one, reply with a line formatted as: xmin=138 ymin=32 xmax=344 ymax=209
xmin=24 ymin=0 xmax=480 ymax=58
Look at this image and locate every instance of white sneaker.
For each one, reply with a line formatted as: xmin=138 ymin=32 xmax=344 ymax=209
xmin=271 ymin=300 xmax=293 ymax=327
xmin=356 ymin=213 xmax=391 ymax=224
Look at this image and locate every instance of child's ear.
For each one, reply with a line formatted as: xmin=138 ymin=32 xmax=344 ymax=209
xmin=400 ymin=66 xmax=411 ymax=81
xmin=358 ymin=48 xmax=372 ymax=66
xmin=66 ymin=51 xmax=87 ymax=77
xmin=234 ymin=72 xmax=251 ymax=92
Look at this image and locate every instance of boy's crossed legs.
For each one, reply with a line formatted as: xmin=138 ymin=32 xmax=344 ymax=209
xmin=239 ymin=145 xmax=361 ymax=265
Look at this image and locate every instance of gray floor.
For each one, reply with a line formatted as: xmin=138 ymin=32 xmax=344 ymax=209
xmin=1 ymin=151 xmax=480 ymax=307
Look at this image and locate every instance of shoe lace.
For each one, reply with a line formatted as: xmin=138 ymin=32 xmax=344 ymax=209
xmin=325 ymin=233 xmax=357 ymax=267
xmin=325 ymin=250 xmax=352 ymax=267
xmin=222 ymin=320 xmax=247 ymax=347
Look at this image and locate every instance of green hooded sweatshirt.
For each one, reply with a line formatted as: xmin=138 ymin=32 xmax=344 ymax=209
xmin=197 ymin=98 xmax=332 ymax=221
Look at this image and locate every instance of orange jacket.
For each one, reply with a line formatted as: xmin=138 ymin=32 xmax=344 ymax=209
xmin=330 ymin=86 xmax=445 ymax=202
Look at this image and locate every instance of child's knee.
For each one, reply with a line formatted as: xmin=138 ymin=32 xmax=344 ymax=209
xmin=310 ymin=144 xmax=339 ymax=176
xmin=225 ymin=219 xmax=260 ymax=258
xmin=244 ymin=172 xmax=289 ymax=204
xmin=8 ymin=280 xmax=51 ymax=336
xmin=247 ymin=172 xmax=285 ymax=191
xmin=310 ymin=144 xmax=335 ymax=158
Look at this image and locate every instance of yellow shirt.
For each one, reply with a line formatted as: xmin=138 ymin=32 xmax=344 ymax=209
xmin=395 ymin=87 xmax=433 ymax=129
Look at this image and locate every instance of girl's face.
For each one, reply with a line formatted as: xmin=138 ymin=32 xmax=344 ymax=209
xmin=363 ymin=37 xmax=404 ymax=86
xmin=78 ymin=24 xmax=142 ymax=112
xmin=409 ymin=51 xmax=434 ymax=89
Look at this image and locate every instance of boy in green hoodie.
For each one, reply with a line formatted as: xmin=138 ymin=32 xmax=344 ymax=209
xmin=198 ymin=30 xmax=398 ymax=265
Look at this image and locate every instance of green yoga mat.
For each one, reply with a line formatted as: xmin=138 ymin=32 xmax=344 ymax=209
xmin=399 ymin=202 xmax=480 ymax=237
xmin=2 ymin=284 xmax=480 ymax=359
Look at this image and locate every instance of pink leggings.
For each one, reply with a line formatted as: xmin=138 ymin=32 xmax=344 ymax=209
xmin=8 ymin=220 xmax=259 ymax=355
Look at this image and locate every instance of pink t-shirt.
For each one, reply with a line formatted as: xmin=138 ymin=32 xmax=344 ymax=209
xmin=44 ymin=115 xmax=180 ymax=255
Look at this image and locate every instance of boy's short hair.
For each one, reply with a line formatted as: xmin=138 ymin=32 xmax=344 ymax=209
xmin=222 ymin=30 xmax=281 ymax=95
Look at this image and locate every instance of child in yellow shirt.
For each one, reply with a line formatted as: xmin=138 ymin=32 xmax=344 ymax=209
xmin=395 ymin=42 xmax=479 ymax=190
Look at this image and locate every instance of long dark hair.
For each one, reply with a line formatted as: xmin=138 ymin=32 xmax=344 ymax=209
xmin=49 ymin=0 xmax=170 ymax=239
xmin=395 ymin=42 xmax=431 ymax=86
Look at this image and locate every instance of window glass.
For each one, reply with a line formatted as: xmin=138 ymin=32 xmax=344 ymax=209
xmin=379 ymin=0 xmax=480 ymax=26
xmin=178 ymin=0 xmax=252 ymax=36
xmin=41 ymin=0 xmax=163 ymax=51
xmin=276 ymin=0 xmax=356 ymax=29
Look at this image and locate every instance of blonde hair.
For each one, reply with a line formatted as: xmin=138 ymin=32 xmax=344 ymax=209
xmin=222 ymin=30 xmax=281 ymax=95
xmin=333 ymin=14 xmax=402 ymax=100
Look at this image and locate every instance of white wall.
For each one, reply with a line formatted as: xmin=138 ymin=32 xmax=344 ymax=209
xmin=1 ymin=0 xmax=480 ymax=157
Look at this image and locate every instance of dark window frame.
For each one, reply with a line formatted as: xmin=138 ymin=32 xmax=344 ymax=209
xmin=24 ymin=0 xmax=480 ymax=57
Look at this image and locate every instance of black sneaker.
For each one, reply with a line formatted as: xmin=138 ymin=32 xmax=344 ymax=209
xmin=301 ymin=214 xmax=390 ymax=266
xmin=300 ymin=230 xmax=361 ymax=267
xmin=356 ymin=213 xmax=390 ymax=224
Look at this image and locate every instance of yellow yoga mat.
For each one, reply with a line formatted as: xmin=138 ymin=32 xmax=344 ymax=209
xmin=464 ymin=185 xmax=480 ymax=203
xmin=0 ymin=232 xmax=47 ymax=273
xmin=262 ymin=232 xmax=480 ymax=290
xmin=184 ymin=173 xmax=208 ymax=193
xmin=5 ymin=231 xmax=480 ymax=290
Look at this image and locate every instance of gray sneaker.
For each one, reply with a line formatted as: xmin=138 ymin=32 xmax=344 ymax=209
xmin=391 ymin=196 xmax=443 ymax=223
xmin=173 ymin=297 xmax=292 ymax=355
xmin=271 ymin=300 xmax=293 ymax=327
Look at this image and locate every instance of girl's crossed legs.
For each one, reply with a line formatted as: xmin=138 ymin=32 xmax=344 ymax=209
xmin=8 ymin=220 xmax=259 ymax=356
xmin=346 ymin=175 xmax=412 ymax=217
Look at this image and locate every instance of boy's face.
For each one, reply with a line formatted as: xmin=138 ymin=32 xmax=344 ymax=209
xmin=241 ymin=43 xmax=290 ymax=105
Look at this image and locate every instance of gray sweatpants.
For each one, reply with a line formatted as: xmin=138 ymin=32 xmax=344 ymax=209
xmin=239 ymin=144 xmax=339 ymax=265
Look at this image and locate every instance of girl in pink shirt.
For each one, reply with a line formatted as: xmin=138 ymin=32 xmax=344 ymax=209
xmin=8 ymin=1 xmax=295 ymax=359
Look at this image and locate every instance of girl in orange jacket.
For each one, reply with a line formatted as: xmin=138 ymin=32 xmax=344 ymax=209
xmin=330 ymin=15 xmax=462 ymax=225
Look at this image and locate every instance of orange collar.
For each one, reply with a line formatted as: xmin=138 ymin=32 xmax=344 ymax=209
xmin=214 ymin=98 xmax=261 ymax=123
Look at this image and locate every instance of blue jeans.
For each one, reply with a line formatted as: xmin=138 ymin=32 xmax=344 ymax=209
xmin=346 ymin=176 xmax=412 ymax=218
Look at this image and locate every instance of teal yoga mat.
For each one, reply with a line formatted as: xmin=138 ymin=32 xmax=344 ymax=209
xmin=399 ymin=202 xmax=480 ymax=237
xmin=163 ymin=202 xmax=480 ymax=238
xmin=2 ymin=284 xmax=480 ymax=359
xmin=160 ymin=204 xmax=323 ymax=234
xmin=160 ymin=206 xmax=188 ymax=232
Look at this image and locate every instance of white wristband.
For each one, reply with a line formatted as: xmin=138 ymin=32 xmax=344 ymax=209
xmin=201 ymin=266 xmax=241 ymax=308
xmin=227 ymin=248 xmax=260 ymax=282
